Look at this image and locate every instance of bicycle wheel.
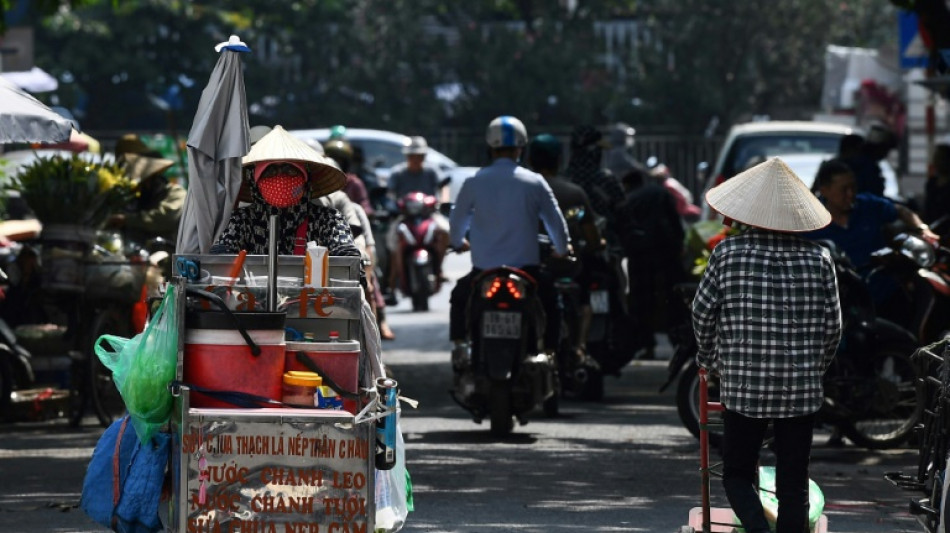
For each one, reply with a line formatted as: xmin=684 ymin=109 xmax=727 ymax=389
xmin=86 ymin=305 xmax=131 ymax=427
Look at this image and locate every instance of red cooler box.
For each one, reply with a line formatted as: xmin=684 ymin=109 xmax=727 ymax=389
xmin=285 ymin=340 xmax=360 ymax=413
xmin=184 ymin=310 xmax=287 ymax=408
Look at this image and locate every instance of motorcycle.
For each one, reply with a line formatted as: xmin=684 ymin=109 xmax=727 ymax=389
xmin=583 ymin=243 xmax=639 ymax=375
xmin=540 ymin=231 xmax=604 ymax=401
xmin=664 ymin=240 xmax=923 ymax=450
xmin=394 ymin=191 xmax=440 ymax=311
xmin=560 ymin=205 xmax=639 ymax=379
xmin=867 ymin=231 xmax=950 ymax=345
xmin=450 ymin=264 xmax=559 ymax=436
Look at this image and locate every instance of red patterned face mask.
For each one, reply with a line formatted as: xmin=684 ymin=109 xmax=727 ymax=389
xmin=254 ymin=162 xmax=308 ymax=208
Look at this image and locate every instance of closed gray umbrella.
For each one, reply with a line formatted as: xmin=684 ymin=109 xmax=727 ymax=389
xmin=0 ymin=76 xmax=72 ymax=144
xmin=176 ymin=36 xmax=251 ymax=254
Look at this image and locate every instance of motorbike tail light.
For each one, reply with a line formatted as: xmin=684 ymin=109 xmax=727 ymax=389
xmin=482 ymin=278 xmax=504 ymax=299
xmin=480 ymin=276 xmax=527 ymax=300
xmin=505 ymin=279 xmax=524 ymax=299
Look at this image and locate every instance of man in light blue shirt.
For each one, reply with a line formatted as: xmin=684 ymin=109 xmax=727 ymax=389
xmin=448 ymin=115 xmax=571 ymax=353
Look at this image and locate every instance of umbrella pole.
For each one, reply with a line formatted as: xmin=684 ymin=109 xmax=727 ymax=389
xmin=268 ymin=215 xmax=278 ymax=312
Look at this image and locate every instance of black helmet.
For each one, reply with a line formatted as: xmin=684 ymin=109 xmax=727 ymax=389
xmin=323 ymin=139 xmax=353 ymax=165
xmin=528 ymin=133 xmax=562 ymax=171
xmin=570 ymin=125 xmax=608 ymax=150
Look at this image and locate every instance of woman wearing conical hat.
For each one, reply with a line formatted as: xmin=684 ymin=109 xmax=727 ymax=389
xmin=108 ymin=152 xmax=185 ymax=245
xmin=211 ymin=126 xmax=361 ymax=263
xmin=691 ymin=157 xmax=842 ymax=533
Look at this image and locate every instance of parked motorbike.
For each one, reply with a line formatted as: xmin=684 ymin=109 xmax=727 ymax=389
xmin=450 ymin=265 xmax=559 ymax=436
xmin=664 ymin=241 xmax=922 ymax=450
xmin=867 ymin=231 xmax=950 ymax=345
xmin=394 ymin=191 xmax=440 ymax=311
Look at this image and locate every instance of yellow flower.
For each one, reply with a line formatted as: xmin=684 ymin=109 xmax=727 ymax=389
xmin=97 ymin=168 xmax=118 ymax=193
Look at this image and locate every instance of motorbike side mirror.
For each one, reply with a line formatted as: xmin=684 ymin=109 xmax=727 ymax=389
xmin=439 ymin=202 xmax=453 ymax=218
xmin=696 ymin=161 xmax=709 ymax=182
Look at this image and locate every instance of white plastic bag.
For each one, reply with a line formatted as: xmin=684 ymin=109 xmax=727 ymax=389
xmin=375 ymin=412 xmax=411 ymax=533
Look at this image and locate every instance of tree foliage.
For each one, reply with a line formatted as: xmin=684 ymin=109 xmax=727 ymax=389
xmin=19 ymin=0 xmax=898 ymax=137
xmin=631 ymin=0 xmax=896 ymax=133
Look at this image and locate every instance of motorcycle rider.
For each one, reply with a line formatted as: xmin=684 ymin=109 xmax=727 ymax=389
xmin=603 ymin=122 xmax=647 ymax=182
xmin=527 ymin=133 xmax=604 ymax=362
xmin=805 ymin=158 xmax=937 ymax=309
xmin=616 ymin=166 xmax=687 ymax=360
xmin=323 ymin=139 xmax=374 ymax=218
xmin=449 ymin=116 xmax=572 ymax=381
xmin=106 ymin=152 xmax=185 ymax=246
xmin=567 ymin=124 xmax=626 ymax=232
xmin=387 ymin=136 xmax=450 ymax=293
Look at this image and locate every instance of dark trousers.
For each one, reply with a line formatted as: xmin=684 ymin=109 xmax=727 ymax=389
xmin=722 ymin=409 xmax=815 ymax=533
xmin=450 ymin=265 xmax=560 ymax=350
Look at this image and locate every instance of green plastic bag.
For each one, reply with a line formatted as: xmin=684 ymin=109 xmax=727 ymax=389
xmin=734 ymin=465 xmax=825 ymax=532
xmin=95 ymin=288 xmax=179 ymax=444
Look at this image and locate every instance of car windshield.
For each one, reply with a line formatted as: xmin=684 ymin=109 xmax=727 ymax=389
xmin=359 ymin=139 xmax=407 ymax=170
xmin=722 ymin=133 xmax=843 ymax=178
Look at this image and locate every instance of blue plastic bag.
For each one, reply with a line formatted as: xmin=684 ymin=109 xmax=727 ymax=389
xmin=80 ymin=415 xmax=170 ymax=533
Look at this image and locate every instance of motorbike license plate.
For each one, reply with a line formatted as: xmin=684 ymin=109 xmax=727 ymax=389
xmin=590 ymin=290 xmax=609 ymax=314
xmin=482 ymin=311 xmax=522 ymax=339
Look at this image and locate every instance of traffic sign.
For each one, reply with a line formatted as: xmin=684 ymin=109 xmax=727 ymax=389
xmin=900 ymin=11 xmax=930 ymax=69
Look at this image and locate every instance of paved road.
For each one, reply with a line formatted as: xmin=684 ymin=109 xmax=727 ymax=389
xmin=0 ymin=252 xmax=928 ymax=532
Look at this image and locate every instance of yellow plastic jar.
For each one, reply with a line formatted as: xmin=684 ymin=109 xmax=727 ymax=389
xmin=282 ymin=371 xmax=322 ymax=407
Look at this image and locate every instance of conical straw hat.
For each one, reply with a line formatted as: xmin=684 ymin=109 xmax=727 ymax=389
xmin=122 ymin=153 xmax=175 ymax=183
xmin=243 ymin=125 xmax=345 ymax=197
xmin=705 ymin=157 xmax=831 ymax=232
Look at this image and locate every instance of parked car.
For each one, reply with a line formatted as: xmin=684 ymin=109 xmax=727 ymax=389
xmin=442 ymin=166 xmax=480 ymax=204
xmin=775 ymin=152 xmax=901 ymax=199
xmin=288 ymin=128 xmax=458 ymax=186
xmin=697 ymin=121 xmax=902 ymax=220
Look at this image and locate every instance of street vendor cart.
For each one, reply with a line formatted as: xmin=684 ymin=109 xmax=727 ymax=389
xmin=681 ymin=368 xmax=828 ymax=533
xmin=164 ymin=252 xmax=400 ymax=533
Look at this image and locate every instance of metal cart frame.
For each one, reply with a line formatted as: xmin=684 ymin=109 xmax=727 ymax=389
xmin=681 ymin=368 xmax=829 ymax=533
xmin=164 ymin=254 xmax=383 ymax=533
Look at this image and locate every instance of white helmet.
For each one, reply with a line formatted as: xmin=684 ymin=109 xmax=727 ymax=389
xmin=486 ymin=115 xmax=528 ymax=148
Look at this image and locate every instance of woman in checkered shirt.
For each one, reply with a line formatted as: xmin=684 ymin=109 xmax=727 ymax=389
xmin=692 ymin=157 xmax=842 ymax=533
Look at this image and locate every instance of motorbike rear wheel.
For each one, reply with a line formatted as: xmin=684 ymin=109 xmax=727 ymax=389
xmin=839 ymin=343 xmax=923 ymax=450
xmin=578 ymin=368 xmax=604 ymax=402
xmin=676 ymin=362 xmax=723 ymax=448
xmin=489 ymin=380 xmax=514 ymax=436
xmin=409 ymin=264 xmax=431 ymax=312
xmin=0 ymin=355 xmax=12 ymax=421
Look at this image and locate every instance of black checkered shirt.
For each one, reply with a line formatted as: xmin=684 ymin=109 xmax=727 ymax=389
xmin=692 ymin=229 xmax=841 ymax=418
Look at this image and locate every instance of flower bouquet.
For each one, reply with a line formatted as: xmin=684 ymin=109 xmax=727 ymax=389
xmin=6 ymin=154 xmax=137 ymax=228
xmin=4 ymin=154 xmax=138 ymax=291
